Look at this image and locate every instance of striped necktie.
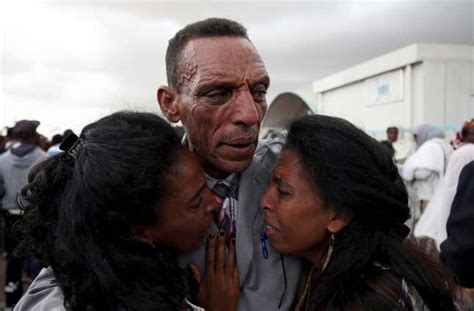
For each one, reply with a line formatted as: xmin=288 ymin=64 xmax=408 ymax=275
xmin=211 ymin=182 xmax=237 ymax=239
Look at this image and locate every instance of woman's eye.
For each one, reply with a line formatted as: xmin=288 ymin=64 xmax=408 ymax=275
xmin=190 ymin=197 xmax=202 ymax=209
xmin=277 ymin=188 xmax=290 ymax=197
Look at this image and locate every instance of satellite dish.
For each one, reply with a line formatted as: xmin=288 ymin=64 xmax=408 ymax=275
xmin=262 ymin=92 xmax=313 ymax=136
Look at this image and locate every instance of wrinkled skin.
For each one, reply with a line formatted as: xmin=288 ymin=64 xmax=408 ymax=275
xmin=158 ymin=36 xmax=269 ymax=178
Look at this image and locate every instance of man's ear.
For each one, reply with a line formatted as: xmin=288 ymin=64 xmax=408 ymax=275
xmin=157 ymin=86 xmax=181 ymax=123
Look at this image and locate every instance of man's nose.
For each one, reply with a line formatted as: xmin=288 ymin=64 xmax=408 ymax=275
xmin=232 ymin=89 xmax=261 ymax=127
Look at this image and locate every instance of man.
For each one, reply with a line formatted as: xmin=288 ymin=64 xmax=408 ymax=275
xmin=386 ymin=126 xmax=399 ymax=144
xmin=380 ymin=126 xmax=398 ymax=159
xmin=0 ymin=120 xmax=47 ymax=308
xmin=157 ymin=18 xmax=301 ymax=310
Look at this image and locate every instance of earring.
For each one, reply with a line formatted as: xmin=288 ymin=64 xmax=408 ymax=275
xmin=139 ymin=237 xmax=156 ymax=249
xmin=321 ymin=233 xmax=335 ymax=271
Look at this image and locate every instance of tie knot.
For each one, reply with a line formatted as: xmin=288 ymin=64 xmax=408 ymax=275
xmin=212 ymin=182 xmax=230 ymax=201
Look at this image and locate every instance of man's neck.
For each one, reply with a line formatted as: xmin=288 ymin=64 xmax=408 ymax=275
xmin=201 ymin=161 xmax=231 ymax=179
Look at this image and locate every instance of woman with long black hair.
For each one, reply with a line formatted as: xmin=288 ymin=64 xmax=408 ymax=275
xmin=261 ymin=115 xmax=455 ymax=310
xmin=15 ymin=111 xmax=238 ymax=311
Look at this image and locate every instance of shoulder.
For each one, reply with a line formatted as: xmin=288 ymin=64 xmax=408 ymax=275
xmin=34 ymin=147 xmax=48 ymax=157
xmin=15 ymin=268 xmax=66 ymax=311
xmin=253 ymin=138 xmax=284 ymax=168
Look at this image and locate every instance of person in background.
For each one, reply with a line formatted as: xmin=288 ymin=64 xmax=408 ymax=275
xmin=0 ymin=135 xmax=7 ymax=155
xmin=15 ymin=112 xmax=237 ymax=311
xmin=386 ymin=126 xmax=399 ymax=143
xmin=5 ymin=127 xmax=17 ymax=151
xmin=261 ymin=115 xmax=455 ymax=310
xmin=46 ymin=134 xmax=64 ymax=157
xmin=382 ymin=125 xmax=416 ymax=165
xmin=414 ymin=120 xmax=474 ymax=249
xmin=450 ymin=119 xmax=474 ymax=149
xmin=0 ymin=120 xmax=47 ymax=308
xmin=460 ymin=119 xmax=474 ymax=144
xmin=402 ymin=124 xmax=452 ymax=219
xmin=440 ymin=161 xmax=474 ymax=288
xmin=380 ymin=126 xmax=398 ymax=160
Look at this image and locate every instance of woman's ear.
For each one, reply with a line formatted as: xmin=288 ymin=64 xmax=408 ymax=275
xmin=157 ymin=86 xmax=181 ymax=123
xmin=131 ymin=225 xmax=153 ymax=245
xmin=327 ymin=210 xmax=352 ymax=234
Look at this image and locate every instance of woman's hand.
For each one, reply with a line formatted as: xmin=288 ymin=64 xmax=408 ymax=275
xmin=189 ymin=231 xmax=240 ymax=311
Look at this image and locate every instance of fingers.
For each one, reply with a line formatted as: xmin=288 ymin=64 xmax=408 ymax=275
xmin=215 ymin=230 xmax=226 ymax=272
xmin=206 ymin=233 xmax=216 ymax=275
xmin=187 ymin=263 xmax=201 ymax=284
xmin=225 ymin=238 xmax=237 ymax=276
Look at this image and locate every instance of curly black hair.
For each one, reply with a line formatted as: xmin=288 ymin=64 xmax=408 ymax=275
xmin=286 ymin=115 xmax=455 ymax=310
xmin=16 ymin=111 xmax=195 ymax=310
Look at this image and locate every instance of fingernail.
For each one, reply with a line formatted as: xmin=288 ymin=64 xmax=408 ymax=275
xmin=208 ymin=234 xmax=215 ymax=240
xmin=231 ymin=238 xmax=236 ymax=245
xmin=219 ymin=230 xmax=225 ymax=237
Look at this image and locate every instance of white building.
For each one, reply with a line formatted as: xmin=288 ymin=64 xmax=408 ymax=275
xmin=313 ymin=43 xmax=474 ymax=138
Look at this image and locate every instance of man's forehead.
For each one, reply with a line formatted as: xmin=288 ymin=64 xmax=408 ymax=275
xmin=181 ymin=36 xmax=264 ymax=67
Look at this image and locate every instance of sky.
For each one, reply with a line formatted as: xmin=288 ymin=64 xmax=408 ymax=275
xmin=0 ymin=0 xmax=473 ymax=137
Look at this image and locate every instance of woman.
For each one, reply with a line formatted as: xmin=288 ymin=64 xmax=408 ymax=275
xmin=402 ymin=124 xmax=452 ymax=217
xmin=15 ymin=112 xmax=238 ymax=310
xmin=261 ymin=115 xmax=455 ymax=310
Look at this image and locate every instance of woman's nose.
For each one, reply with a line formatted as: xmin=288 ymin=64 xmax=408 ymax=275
xmin=260 ymin=187 xmax=273 ymax=212
xmin=204 ymin=188 xmax=220 ymax=214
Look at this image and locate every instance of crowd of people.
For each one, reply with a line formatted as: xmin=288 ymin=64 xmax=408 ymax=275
xmin=0 ymin=18 xmax=473 ymax=311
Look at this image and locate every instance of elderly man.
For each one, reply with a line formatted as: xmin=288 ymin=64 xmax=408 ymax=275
xmin=157 ymin=18 xmax=301 ymax=310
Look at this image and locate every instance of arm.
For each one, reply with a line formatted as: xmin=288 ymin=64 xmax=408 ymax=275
xmin=440 ymin=161 xmax=474 ymax=288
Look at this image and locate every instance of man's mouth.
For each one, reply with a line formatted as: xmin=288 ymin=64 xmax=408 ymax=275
xmin=221 ymin=143 xmax=255 ymax=155
xmin=223 ymin=135 xmax=257 ymax=146
xmin=220 ymin=136 xmax=257 ymax=153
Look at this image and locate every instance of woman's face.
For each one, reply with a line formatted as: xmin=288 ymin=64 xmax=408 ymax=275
xmin=260 ymin=149 xmax=341 ymax=262
xmin=145 ymin=149 xmax=219 ymax=252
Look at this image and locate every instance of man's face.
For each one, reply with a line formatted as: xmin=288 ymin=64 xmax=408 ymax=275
xmin=175 ymin=37 xmax=269 ymax=178
xmin=386 ymin=128 xmax=399 ymax=143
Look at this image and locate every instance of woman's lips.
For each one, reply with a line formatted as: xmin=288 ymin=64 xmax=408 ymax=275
xmin=264 ymin=223 xmax=280 ymax=238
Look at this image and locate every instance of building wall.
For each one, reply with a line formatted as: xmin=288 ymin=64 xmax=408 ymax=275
xmin=319 ymin=67 xmax=414 ymax=135
xmin=318 ymin=59 xmax=473 ymax=136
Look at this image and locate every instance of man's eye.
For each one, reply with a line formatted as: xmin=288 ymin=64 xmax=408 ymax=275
xmin=251 ymin=88 xmax=267 ymax=102
xmin=202 ymin=89 xmax=232 ymax=104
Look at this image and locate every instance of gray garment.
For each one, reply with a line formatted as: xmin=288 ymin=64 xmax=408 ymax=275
xmin=414 ymin=124 xmax=444 ymax=147
xmin=179 ymin=139 xmax=302 ymax=311
xmin=15 ymin=268 xmax=66 ymax=311
xmin=0 ymin=146 xmax=47 ymax=210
